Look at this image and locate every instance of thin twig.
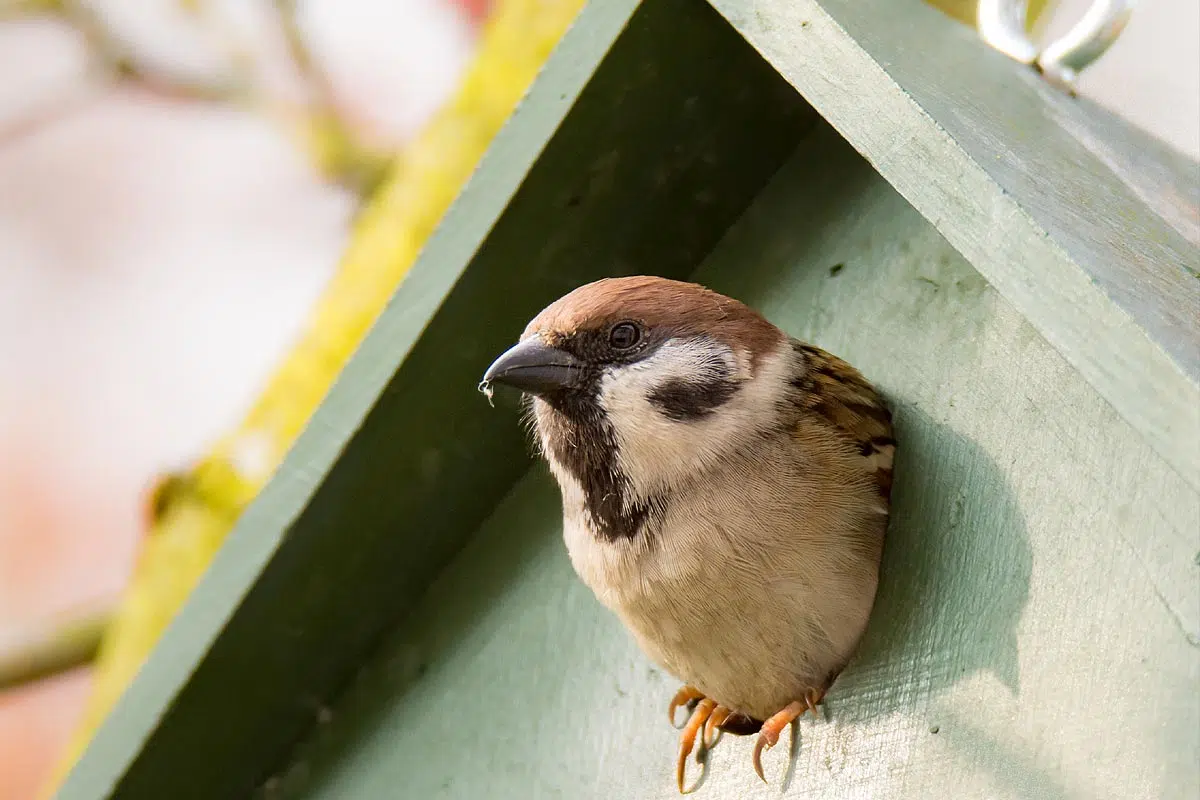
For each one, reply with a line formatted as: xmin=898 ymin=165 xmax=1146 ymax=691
xmin=271 ymin=0 xmax=338 ymax=111
xmin=268 ymin=0 xmax=392 ymax=194
xmin=1 ymin=0 xmax=389 ymax=191
xmin=1 ymin=0 xmax=250 ymax=103
xmin=0 ymin=604 xmax=114 ymax=691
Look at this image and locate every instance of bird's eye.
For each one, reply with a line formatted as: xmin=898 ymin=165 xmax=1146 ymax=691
xmin=608 ymin=322 xmax=641 ymax=350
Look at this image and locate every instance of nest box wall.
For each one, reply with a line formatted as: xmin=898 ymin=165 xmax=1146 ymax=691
xmin=57 ymin=0 xmax=1198 ymax=799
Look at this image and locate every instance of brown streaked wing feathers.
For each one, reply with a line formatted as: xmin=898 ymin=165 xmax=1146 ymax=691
xmin=795 ymin=343 xmax=895 ymax=502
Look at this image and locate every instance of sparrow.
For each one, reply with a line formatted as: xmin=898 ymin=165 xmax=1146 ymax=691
xmin=480 ymin=276 xmax=895 ymax=792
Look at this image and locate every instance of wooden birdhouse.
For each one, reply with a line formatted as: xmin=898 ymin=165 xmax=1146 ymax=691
xmin=56 ymin=0 xmax=1199 ymax=798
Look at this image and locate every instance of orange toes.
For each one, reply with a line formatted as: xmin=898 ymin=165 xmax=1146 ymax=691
xmin=669 ymin=687 xmax=827 ymax=787
xmin=702 ymin=705 xmax=733 ymax=750
xmin=676 ymin=698 xmax=716 ymax=793
xmin=752 ymin=700 xmax=807 ymax=783
xmin=668 ymin=686 xmax=705 ymax=728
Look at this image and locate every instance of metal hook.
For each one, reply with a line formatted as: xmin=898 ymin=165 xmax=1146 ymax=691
xmin=977 ymin=0 xmax=1137 ymax=90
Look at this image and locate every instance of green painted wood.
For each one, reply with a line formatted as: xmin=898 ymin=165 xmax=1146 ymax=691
xmin=709 ymin=0 xmax=1200 ymax=494
xmin=52 ymin=2 xmax=813 ymax=798
xmin=269 ymin=122 xmax=1200 ymax=800
xmin=57 ymin=0 xmax=1199 ymax=797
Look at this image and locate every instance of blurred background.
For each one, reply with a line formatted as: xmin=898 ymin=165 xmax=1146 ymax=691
xmin=0 ymin=0 xmax=1195 ymax=798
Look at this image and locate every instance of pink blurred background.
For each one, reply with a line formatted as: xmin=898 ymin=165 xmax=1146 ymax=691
xmin=0 ymin=1 xmax=483 ymax=795
xmin=0 ymin=0 xmax=1194 ymax=797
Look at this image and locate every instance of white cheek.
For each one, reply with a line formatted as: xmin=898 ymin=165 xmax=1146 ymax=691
xmin=602 ymin=340 xmax=733 ymax=407
xmin=599 ymin=338 xmax=790 ymax=500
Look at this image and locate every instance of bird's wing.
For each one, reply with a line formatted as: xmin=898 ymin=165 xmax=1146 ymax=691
xmin=792 ymin=341 xmax=896 ymax=502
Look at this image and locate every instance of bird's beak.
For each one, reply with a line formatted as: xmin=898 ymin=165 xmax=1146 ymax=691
xmin=481 ymin=337 xmax=585 ymax=397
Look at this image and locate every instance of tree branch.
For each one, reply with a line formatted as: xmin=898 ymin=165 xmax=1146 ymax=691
xmin=0 ymin=604 xmax=113 ymax=691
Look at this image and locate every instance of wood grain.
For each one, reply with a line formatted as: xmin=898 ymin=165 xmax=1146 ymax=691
xmin=710 ymin=0 xmax=1200 ymax=494
xmin=271 ymin=125 xmax=1199 ymax=800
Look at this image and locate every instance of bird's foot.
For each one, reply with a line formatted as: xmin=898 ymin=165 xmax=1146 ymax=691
xmin=667 ymin=685 xmax=705 ymax=728
xmin=702 ymin=705 xmax=734 ymax=749
xmin=669 ymin=687 xmax=767 ymax=793
xmin=675 ymin=696 xmax=715 ymax=793
xmin=752 ymin=688 xmax=825 ymax=783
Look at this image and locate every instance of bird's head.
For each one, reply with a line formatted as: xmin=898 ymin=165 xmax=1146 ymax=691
xmin=481 ymin=276 xmax=795 ymax=539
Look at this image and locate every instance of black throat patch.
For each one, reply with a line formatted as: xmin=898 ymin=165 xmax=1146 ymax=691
xmin=537 ymin=393 xmax=659 ymax=542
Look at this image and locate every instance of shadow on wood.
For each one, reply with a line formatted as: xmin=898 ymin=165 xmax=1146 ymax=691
xmin=842 ymin=405 xmax=1032 ymax=707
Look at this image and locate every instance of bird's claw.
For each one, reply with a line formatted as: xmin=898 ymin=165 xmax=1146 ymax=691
xmin=702 ymin=705 xmax=732 ymax=749
xmin=669 ymin=685 xmax=825 ymax=789
xmin=751 ymin=730 xmax=775 ymax=783
xmin=668 ymin=685 xmax=705 ymax=728
xmin=676 ymin=698 xmax=715 ymax=793
xmin=751 ymin=689 xmax=825 ymax=784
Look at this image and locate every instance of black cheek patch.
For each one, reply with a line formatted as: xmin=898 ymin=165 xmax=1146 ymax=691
xmin=647 ymin=376 xmax=741 ymax=421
